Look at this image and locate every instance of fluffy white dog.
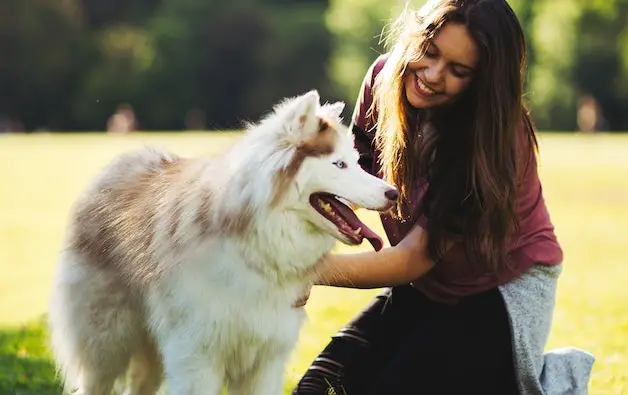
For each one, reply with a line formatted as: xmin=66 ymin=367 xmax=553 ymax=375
xmin=48 ymin=90 xmax=398 ymax=395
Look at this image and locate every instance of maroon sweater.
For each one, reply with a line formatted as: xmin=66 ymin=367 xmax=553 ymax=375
xmin=351 ymin=55 xmax=563 ymax=303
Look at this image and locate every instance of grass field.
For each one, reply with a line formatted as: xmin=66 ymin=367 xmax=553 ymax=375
xmin=0 ymin=131 xmax=626 ymax=394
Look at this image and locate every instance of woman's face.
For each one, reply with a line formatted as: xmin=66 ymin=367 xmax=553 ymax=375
xmin=404 ymin=22 xmax=479 ymax=109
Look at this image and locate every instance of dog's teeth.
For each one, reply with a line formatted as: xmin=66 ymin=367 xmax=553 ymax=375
xmin=353 ymin=227 xmax=361 ymax=236
xmin=319 ymin=200 xmax=333 ymax=213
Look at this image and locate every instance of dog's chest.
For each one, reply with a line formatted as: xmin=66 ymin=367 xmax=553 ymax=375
xmin=205 ymin=294 xmax=306 ymax=379
xmin=207 ymin=278 xmax=306 ymax=343
xmin=165 ymin=252 xmax=307 ymax=368
xmin=148 ymin=240 xmax=312 ymax=380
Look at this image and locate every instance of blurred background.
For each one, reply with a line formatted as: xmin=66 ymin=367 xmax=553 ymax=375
xmin=0 ymin=0 xmax=626 ymax=133
xmin=0 ymin=0 xmax=627 ymax=394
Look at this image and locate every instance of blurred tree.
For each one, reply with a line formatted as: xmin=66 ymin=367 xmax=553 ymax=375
xmin=2 ymin=0 xmax=628 ymax=132
xmin=79 ymin=0 xmax=162 ymax=28
xmin=0 ymin=0 xmax=92 ymax=130
xmin=514 ymin=0 xmax=581 ymax=130
xmin=325 ymin=0 xmax=393 ymax=108
xmin=75 ymin=0 xmax=334 ymax=130
xmin=71 ymin=24 xmax=155 ymax=130
xmin=242 ymin=2 xmax=336 ymax=122
xmin=139 ymin=0 xmax=270 ymax=129
xmin=525 ymin=0 xmax=628 ymax=131
xmin=507 ymin=0 xmax=537 ymax=88
xmin=573 ymin=0 xmax=628 ymax=130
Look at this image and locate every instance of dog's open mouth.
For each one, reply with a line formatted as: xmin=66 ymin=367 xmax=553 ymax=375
xmin=309 ymin=192 xmax=383 ymax=251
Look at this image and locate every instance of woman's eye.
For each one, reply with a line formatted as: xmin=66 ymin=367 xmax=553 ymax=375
xmin=333 ymin=160 xmax=347 ymax=169
xmin=425 ymin=50 xmax=438 ymax=58
xmin=424 ymin=43 xmax=438 ymax=58
xmin=451 ymin=67 xmax=471 ymax=79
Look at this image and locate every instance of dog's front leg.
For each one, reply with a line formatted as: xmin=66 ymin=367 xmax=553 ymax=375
xmin=163 ymin=360 xmax=223 ymax=395
xmin=230 ymin=354 xmax=287 ymax=395
xmin=158 ymin=336 xmax=224 ymax=395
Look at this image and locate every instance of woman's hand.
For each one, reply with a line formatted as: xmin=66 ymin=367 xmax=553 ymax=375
xmin=291 ymin=225 xmax=443 ymax=305
xmin=312 ymin=224 xmax=436 ymax=289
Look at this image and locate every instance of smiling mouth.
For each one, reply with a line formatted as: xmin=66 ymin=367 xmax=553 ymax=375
xmin=309 ymin=192 xmax=383 ymax=251
xmin=414 ymin=72 xmax=442 ymax=96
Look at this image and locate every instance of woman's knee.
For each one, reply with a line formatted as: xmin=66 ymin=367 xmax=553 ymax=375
xmin=292 ymin=335 xmax=371 ymax=394
xmin=292 ymin=363 xmax=345 ymax=394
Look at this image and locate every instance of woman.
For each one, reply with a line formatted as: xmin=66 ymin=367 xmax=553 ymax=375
xmin=292 ymin=1 xmax=594 ymax=394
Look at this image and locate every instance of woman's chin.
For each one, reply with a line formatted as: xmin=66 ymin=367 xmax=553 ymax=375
xmin=406 ymin=91 xmax=434 ymax=109
xmin=405 ymin=83 xmax=435 ymax=109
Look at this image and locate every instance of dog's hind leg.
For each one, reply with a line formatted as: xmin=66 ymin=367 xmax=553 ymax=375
xmin=122 ymin=335 xmax=163 ymax=395
xmin=73 ymin=369 xmax=118 ymax=395
xmin=48 ymin=250 xmax=142 ymax=395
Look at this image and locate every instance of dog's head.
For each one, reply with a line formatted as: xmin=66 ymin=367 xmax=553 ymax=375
xmin=262 ymin=90 xmax=398 ymax=251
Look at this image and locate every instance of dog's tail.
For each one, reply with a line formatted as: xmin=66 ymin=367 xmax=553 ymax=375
xmin=48 ymin=249 xmax=140 ymax=393
xmin=48 ymin=251 xmax=84 ymax=391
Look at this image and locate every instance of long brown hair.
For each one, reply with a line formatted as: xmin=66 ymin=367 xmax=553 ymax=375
xmin=373 ymin=0 xmax=538 ymax=273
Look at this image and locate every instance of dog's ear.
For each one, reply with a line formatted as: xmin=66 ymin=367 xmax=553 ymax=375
xmin=321 ymin=101 xmax=345 ymax=120
xmin=289 ymin=90 xmax=320 ymax=138
xmin=293 ymin=90 xmax=319 ymax=118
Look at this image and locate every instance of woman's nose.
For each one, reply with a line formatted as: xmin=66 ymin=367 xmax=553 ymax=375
xmin=424 ymin=64 xmax=444 ymax=84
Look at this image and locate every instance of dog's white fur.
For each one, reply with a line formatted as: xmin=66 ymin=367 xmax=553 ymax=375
xmin=48 ymin=90 xmax=397 ymax=395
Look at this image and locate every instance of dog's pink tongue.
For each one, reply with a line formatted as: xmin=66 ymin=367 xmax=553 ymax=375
xmin=362 ymin=227 xmax=383 ymax=251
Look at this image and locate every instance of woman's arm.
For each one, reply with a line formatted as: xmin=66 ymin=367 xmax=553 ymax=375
xmin=313 ymin=224 xmax=437 ymax=289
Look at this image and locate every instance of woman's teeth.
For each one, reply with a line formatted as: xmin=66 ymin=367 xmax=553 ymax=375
xmin=416 ymin=74 xmax=436 ymax=95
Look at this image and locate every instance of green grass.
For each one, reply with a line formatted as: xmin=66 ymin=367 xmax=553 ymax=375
xmin=0 ymin=318 xmax=60 ymax=394
xmin=0 ymin=131 xmax=626 ymax=394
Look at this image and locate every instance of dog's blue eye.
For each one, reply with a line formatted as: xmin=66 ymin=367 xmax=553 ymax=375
xmin=333 ymin=160 xmax=347 ymax=169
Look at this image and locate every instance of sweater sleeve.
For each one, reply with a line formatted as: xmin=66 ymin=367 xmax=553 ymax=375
xmin=349 ymin=55 xmax=387 ymax=175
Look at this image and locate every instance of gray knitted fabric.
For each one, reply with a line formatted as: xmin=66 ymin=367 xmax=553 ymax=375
xmin=499 ymin=264 xmax=595 ymax=395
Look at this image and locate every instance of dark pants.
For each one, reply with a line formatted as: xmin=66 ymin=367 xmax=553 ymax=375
xmin=292 ymin=285 xmax=519 ymax=395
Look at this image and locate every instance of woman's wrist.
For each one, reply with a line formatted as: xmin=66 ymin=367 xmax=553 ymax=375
xmin=312 ymin=253 xmax=338 ymax=286
xmin=311 ymin=242 xmax=434 ymax=289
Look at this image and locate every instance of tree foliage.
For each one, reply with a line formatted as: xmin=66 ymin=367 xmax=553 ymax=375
xmin=1 ymin=0 xmax=627 ymax=131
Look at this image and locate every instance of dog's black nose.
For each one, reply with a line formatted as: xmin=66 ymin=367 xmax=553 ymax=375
xmin=385 ymin=188 xmax=399 ymax=201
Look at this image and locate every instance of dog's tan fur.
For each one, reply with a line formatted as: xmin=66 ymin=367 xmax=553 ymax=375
xmin=271 ymin=117 xmax=337 ymax=206
xmin=68 ymin=120 xmax=338 ymax=288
